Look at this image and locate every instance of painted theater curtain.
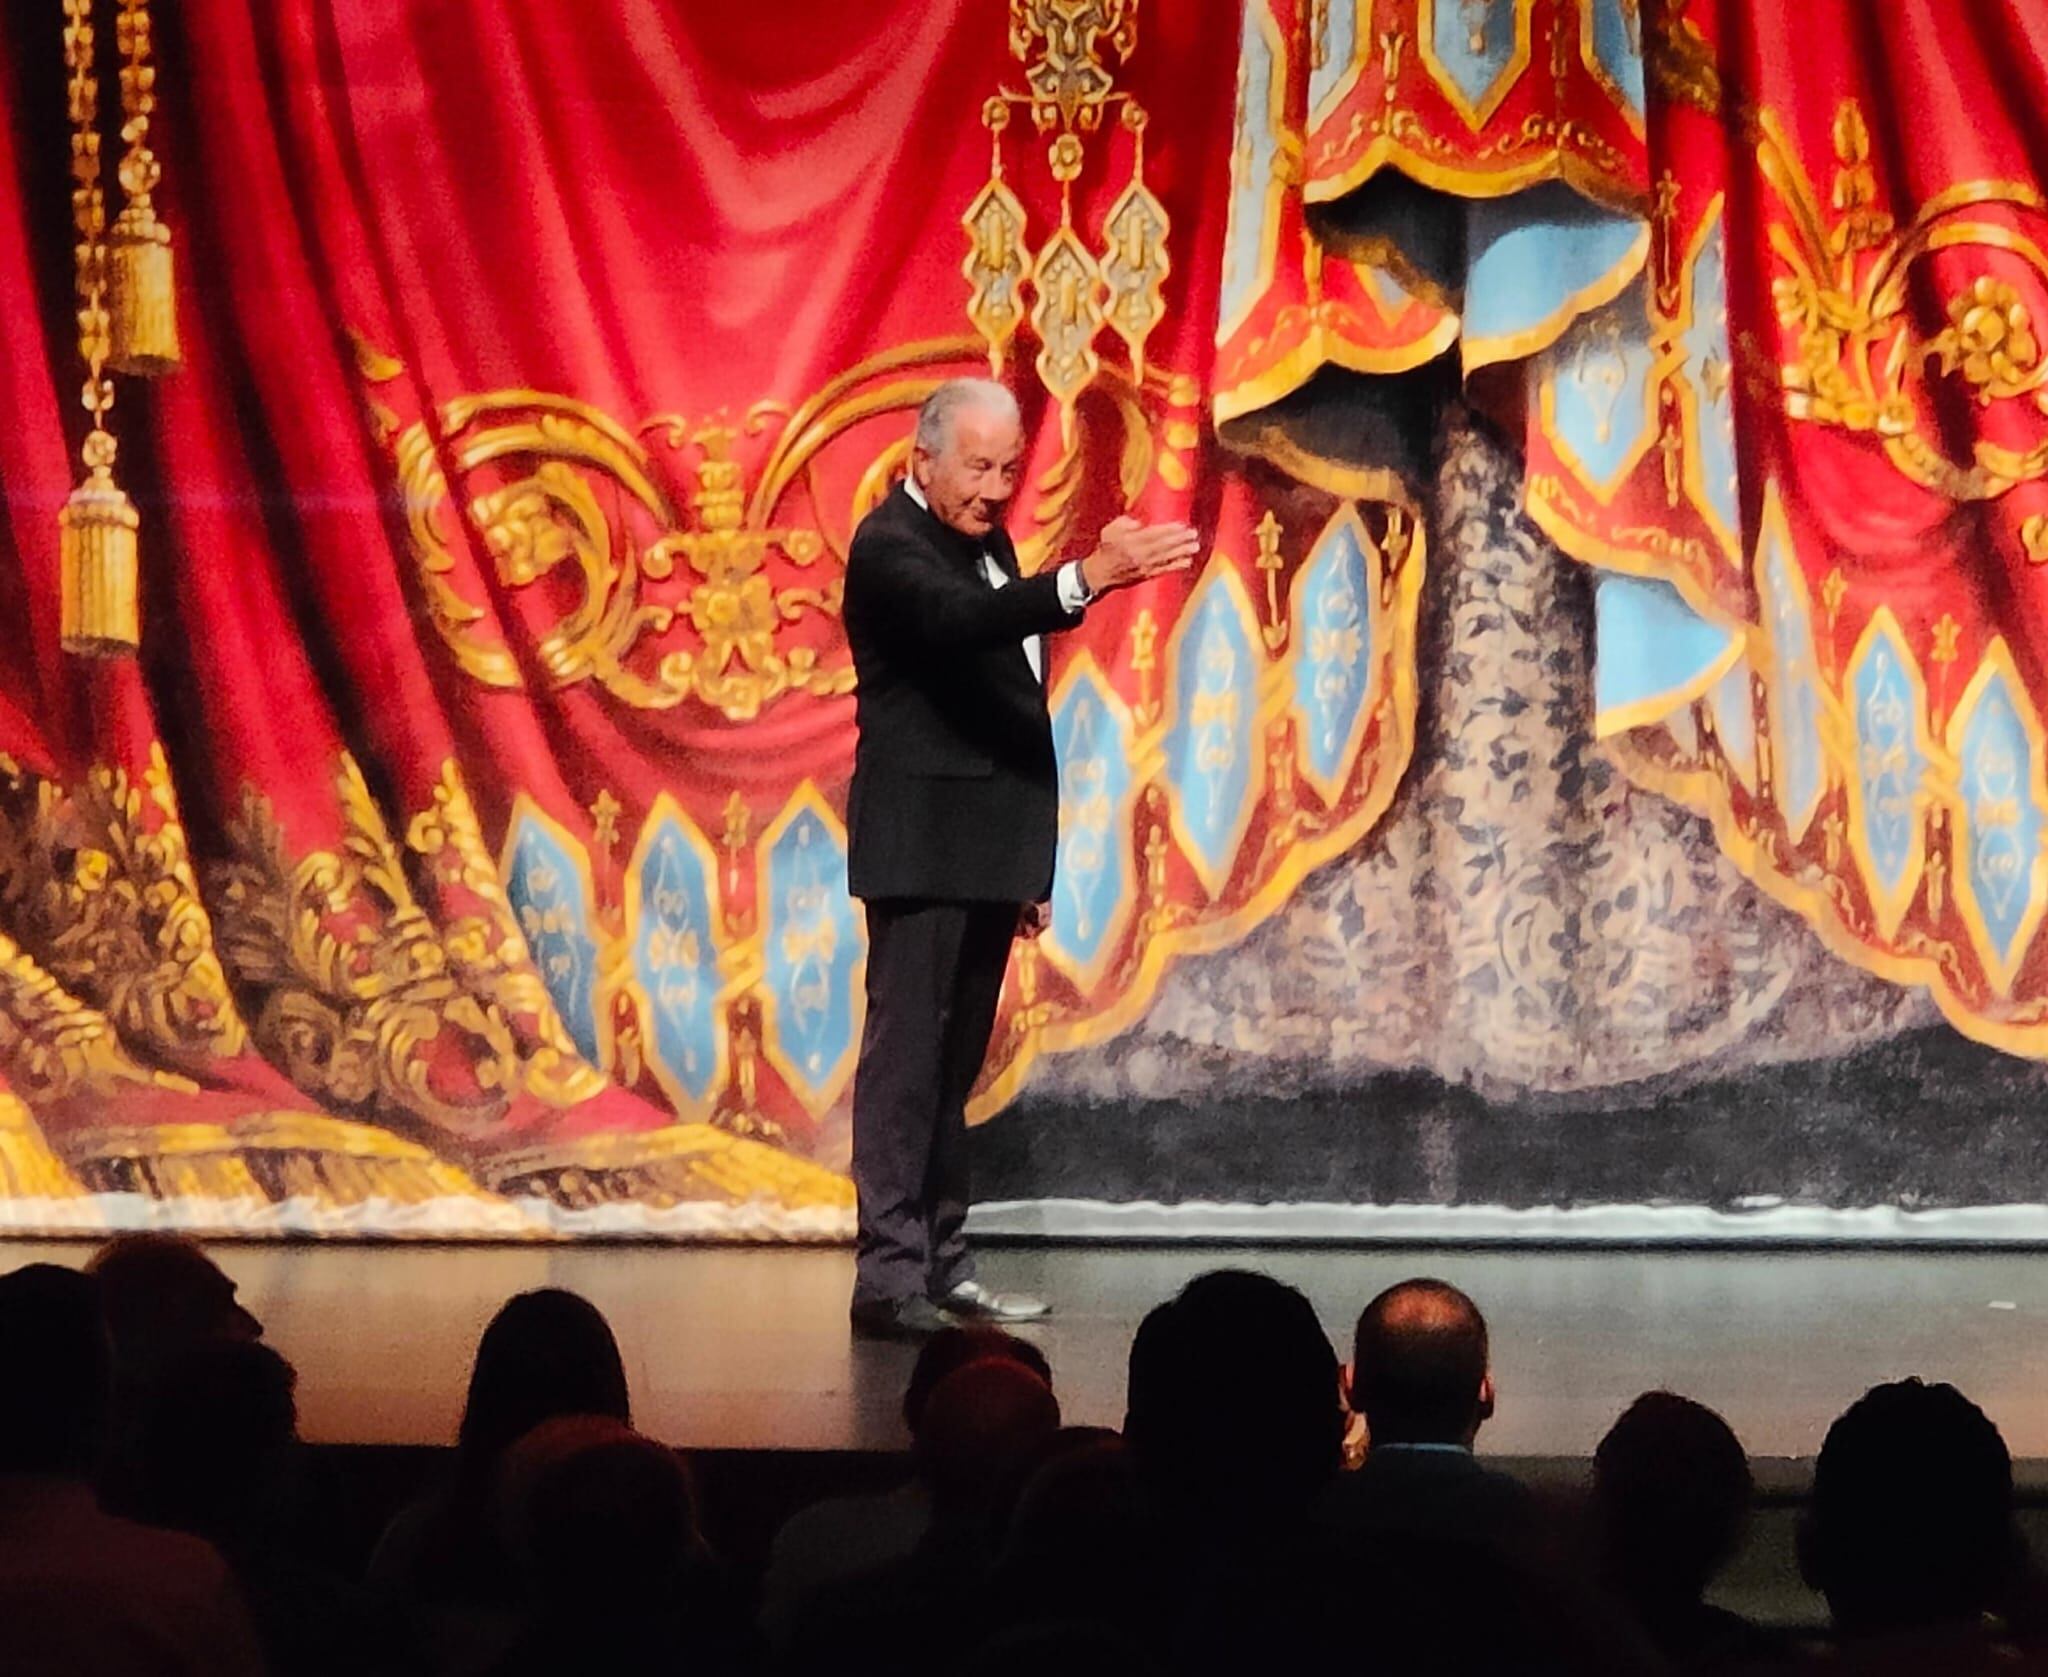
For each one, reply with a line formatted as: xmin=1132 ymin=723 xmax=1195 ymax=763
xmin=0 ymin=2 xmax=1423 ymax=1234
xmin=1218 ymin=1 xmax=2048 ymax=1054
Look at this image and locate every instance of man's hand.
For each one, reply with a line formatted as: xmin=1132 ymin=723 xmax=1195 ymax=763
xmin=1079 ymin=516 xmax=1201 ymax=597
xmin=1017 ymin=900 xmax=1051 ymax=940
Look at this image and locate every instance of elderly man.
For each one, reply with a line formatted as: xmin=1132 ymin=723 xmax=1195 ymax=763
xmin=843 ymin=378 xmax=1198 ymax=1338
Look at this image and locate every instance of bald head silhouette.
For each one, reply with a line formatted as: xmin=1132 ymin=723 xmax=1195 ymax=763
xmin=1350 ymin=1279 xmax=1493 ymax=1447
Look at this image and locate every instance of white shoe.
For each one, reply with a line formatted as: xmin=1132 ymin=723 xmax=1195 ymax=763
xmin=932 ymin=1279 xmax=1050 ymax=1322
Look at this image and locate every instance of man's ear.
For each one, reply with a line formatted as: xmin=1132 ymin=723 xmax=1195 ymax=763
xmin=1476 ymin=1371 xmax=1496 ymax=1425
xmin=909 ymin=446 xmax=932 ymax=488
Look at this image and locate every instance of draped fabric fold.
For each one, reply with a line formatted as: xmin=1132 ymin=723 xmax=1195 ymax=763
xmin=1219 ymin=0 xmax=2048 ymax=1059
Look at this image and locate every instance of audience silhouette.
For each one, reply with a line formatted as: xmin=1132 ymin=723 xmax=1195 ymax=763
xmin=1593 ymin=1391 xmax=1775 ymax=1674
xmin=761 ymin=1324 xmax=1051 ymax=1650
xmin=1123 ymin=1269 xmax=1348 ymax=1676
xmin=1800 ymin=1377 xmax=2041 ymax=1674
xmin=0 ymin=1262 xmax=266 ymax=1677
xmin=1323 ymin=1276 xmax=1538 ymax=1553
xmin=368 ymin=1286 xmax=633 ymax=1672
xmin=133 ymin=1336 xmax=407 ymax=1677
xmin=778 ymin=1351 xmax=1062 ymax=1675
xmin=487 ymin=1413 xmax=749 ymax=1676
xmin=87 ymin=1232 xmax=264 ymax=1519
xmin=5 ymin=1244 xmax=2048 ymax=1677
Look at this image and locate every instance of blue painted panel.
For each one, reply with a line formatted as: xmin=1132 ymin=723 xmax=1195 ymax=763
xmin=1467 ymin=187 xmax=1643 ymax=356
xmin=1293 ymin=517 xmax=1376 ymax=788
xmin=1164 ymin=576 xmax=1259 ymax=887
xmin=1850 ymin=624 xmax=1926 ymax=898
xmin=1679 ymin=213 xmax=1739 ymax=541
xmin=1051 ymin=669 xmax=1135 ymax=974
xmin=1429 ymin=0 xmax=1522 ymax=112
xmin=1709 ymin=657 xmax=1756 ymax=785
xmin=1588 ymin=0 xmax=1646 ymax=119
xmin=1311 ymin=0 xmax=1363 ymax=112
xmin=1758 ymin=525 xmax=1826 ymax=835
xmin=504 ymin=813 xmax=601 ymax=1063
xmin=1541 ymin=277 xmax=1658 ymax=490
xmin=762 ymin=806 xmax=862 ymax=1105
xmin=1958 ymin=670 xmax=2045 ymax=972
xmin=631 ymin=813 xmax=723 ymax=1105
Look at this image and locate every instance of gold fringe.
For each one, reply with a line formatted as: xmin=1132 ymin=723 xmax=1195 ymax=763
xmin=483 ymin=1122 xmax=855 ymax=1212
xmin=0 ymin=1090 xmax=89 ymax=1200
xmin=63 ymin=1112 xmax=498 ymax=1207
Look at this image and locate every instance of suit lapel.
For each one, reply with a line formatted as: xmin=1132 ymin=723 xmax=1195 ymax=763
xmin=896 ymin=486 xmax=1044 ymax=688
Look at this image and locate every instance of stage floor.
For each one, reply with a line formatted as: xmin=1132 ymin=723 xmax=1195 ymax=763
xmin=12 ymin=1238 xmax=2048 ymax=1468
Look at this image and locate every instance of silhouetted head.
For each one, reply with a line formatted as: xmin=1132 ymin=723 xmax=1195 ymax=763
xmin=0 ymin=1264 xmax=110 ymax=1477
xmin=1350 ymin=1278 xmax=1493 ymax=1447
xmin=1124 ymin=1269 xmax=1343 ymax=1522
xmin=458 ymin=1289 xmax=630 ymax=1489
xmin=1802 ymin=1378 xmax=2016 ymax=1636
xmin=86 ymin=1234 xmax=260 ymax=1382
xmin=131 ymin=1338 xmax=300 ymax=1544
xmin=997 ymin=1433 xmax=1165 ymax=1638
xmin=1594 ymin=1391 xmax=1751 ymax=1605
xmin=914 ymin=1357 xmax=1061 ymax=1524
xmin=904 ymin=1325 xmax=1053 ymax=1438
xmin=500 ymin=1415 xmax=704 ymax=1602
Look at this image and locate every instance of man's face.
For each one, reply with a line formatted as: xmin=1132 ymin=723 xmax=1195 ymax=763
xmin=913 ymin=404 xmax=1023 ymax=540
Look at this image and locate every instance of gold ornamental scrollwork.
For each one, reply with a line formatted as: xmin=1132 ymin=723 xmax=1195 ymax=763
xmin=366 ymin=341 xmax=1019 ymax=722
xmin=1761 ymin=98 xmax=2048 ymax=504
xmin=0 ymin=744 xmax=246 ymax=1069
xmin=363 ymin=332 xmax=1193 ymax=707
xmin=208 ymin=753 xmax=606 ymax=1138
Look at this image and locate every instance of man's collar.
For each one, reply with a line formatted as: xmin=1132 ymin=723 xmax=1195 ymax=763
xmin=904 ymin=477 xmax=930 ymax=511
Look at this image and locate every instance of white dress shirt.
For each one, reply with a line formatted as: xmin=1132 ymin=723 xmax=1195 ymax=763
xmin=904 ymin=479 xmax=1089 ymax=681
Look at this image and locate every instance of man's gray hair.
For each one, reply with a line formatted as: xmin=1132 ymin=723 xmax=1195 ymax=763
xmin=914 ymin=377 xmax=1020 ymax=457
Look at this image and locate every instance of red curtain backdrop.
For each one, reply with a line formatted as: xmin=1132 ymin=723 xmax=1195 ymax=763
xmin=8 ymin=0 xmax=2045 ymax=1238
xmin=0 ymin=1 xmax=1428 ymax=1233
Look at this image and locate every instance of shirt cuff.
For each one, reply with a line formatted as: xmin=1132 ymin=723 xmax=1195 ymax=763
xmin=1056 ymin=561 xmax=1092 ymax=615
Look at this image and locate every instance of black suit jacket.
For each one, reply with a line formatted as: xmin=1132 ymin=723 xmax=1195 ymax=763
xmin=1316 ymin=1447 xmax=1539 ymax=1555
xmin=843 ymin=485 xmax=1081 ymax=903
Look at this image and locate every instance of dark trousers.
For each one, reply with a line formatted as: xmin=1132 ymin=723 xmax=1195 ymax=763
xmin=850 ymin=898 xmax=1016 ymax=1307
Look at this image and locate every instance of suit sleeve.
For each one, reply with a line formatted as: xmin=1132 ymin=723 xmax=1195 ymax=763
xmin=846 ymin=525 xmax=1081 ymax=653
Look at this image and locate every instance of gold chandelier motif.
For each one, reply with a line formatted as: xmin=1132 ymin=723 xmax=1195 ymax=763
xmin=965 ymin=1 xmax=1171 ymax=422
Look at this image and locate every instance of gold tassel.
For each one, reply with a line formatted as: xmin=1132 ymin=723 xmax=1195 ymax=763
xmin=60 ymin=0 xmax=141 ymax=655
xmin=107 ymin=213 xmax=179 ymax=375
xmin=106 ymin=0 xmax=178 ymax=375
xmin=60 ymin=465 xmax=140 ymax=654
